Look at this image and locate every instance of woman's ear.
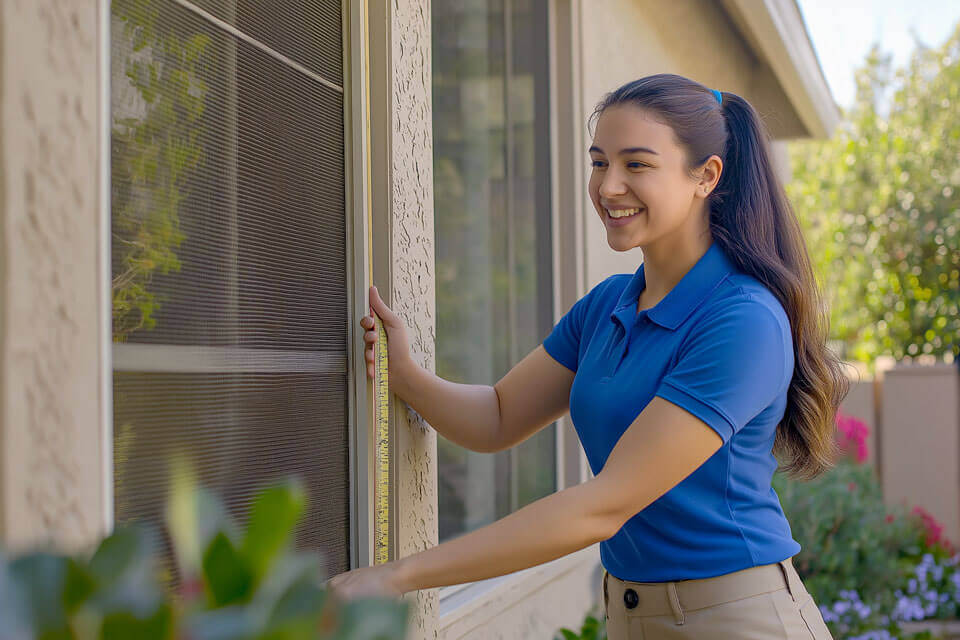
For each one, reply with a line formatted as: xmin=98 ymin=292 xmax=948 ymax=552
xmin=699 ymin=155 xmax=722 ymax=196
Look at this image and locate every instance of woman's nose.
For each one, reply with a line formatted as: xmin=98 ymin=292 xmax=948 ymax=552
xmin=598 ymin=171 xmax=628 ymax=198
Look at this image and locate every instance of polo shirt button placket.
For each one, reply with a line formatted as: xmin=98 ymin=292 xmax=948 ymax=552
xmin=610 ymin=331 xmax=630 ymax=377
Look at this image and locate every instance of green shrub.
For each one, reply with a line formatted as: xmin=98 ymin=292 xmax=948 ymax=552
xmin=554 ymin=605 xmax=605 ymax=640
xmin=0 ymin=456 xmax=410 ymax=639
xmin=773 ymin=458 xmax=920 ymax=609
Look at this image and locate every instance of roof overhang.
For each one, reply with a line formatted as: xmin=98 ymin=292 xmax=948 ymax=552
xmin=720 ymin=0 xmax=840 ymax=139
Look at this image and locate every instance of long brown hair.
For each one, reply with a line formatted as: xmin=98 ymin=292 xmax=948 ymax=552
xmin=589 ymin=73 xmax=849 ymax=480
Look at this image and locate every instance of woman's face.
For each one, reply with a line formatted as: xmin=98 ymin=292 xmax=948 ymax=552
xmin=588 ymin=104 xmax=717 ymax=252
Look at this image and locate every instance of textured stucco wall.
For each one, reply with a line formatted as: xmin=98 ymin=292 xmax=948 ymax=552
xmin=389 ymin=0 xmax=439 ymax=638
xmin=0 ymin=0 xmax=106 ymax=552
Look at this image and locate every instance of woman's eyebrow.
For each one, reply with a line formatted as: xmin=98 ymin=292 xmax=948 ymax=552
xmin=588 ymin=145 xmax=659 ymax=156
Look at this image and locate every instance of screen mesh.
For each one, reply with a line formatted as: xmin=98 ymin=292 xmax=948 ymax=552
xmin=110 ymin=0 xmax=349 ymax=586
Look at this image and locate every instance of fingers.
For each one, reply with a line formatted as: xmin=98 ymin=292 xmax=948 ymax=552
xmin=362 ymin=286 xmax=392 ymax=381
xmin=368 ymin=285 xmax=396 ymax=326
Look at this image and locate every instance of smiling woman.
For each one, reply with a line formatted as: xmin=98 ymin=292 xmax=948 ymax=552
xmin=333 ymin=72 xmax=846 ymax=640
xmin=567 ymin=72 xmax=848 ymax=639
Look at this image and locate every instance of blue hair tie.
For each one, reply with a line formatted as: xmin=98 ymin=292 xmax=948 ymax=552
xmin=711 ymin=89 xmax=723 ymax=105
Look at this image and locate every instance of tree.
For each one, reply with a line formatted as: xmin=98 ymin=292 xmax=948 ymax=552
xmin=786 ymin=22 xmax=960 ymax=371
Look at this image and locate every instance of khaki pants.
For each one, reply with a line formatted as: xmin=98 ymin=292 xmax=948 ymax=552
xmin=601 ymin=556 xmax=833 ymax=639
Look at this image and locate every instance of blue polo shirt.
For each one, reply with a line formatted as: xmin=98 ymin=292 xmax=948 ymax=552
xmin=543 ymin=241 xmax=800 ymax=582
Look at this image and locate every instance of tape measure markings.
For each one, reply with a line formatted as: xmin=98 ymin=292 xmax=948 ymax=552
xmin=372 ymin=309 xmax=390 ymax=565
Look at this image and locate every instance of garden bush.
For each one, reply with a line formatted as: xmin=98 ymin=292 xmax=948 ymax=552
xmin=0 ymin=455 xmax=410 ymax=639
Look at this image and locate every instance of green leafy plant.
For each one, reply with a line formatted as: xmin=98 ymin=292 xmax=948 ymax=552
xmin=0 ymin=456 xmax=410 ymax=639
xmin=554 ymin=605 xmax=605 ymax=640
xmin=774 ymin=457 xmax=924 ymax=637
xmin=775 ymin=411 xmax=960 ymax=638
xmin=774 ymin=457 xmax=920 ymax=608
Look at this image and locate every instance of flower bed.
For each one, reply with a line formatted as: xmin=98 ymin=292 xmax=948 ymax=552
xmin=777 ymin=411 xmax=960 ymax=639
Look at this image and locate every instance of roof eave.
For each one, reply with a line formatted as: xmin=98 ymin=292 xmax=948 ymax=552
xmin=721 ymin=0 xmax=841 ymax=139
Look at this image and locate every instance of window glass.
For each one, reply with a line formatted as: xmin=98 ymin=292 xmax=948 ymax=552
xmin=110 ymin=0 xmax=349 ymax=587
xmin=432 ymin=0 xmax=555 ymax=545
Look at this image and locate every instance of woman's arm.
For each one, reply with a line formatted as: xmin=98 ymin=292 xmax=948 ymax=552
xmin=392 ymin=344 xmax=575 ymax=454
xmin=390 ymin=358 xmax=504 ymax=453
xmin=363 ymin=286 xmax=572 ymax=454
xmin=392 ymin=395 xmax=724 ymax=593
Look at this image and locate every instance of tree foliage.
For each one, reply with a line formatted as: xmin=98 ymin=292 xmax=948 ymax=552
xmin=786 ymin=22 xmax=960 ymax=371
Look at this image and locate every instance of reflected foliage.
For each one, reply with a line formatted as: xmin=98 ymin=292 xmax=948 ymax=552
xmin=432 ymin=0 xmax=556 ymax=544
xmin=111 ymin=0 xmax=209 ymax=341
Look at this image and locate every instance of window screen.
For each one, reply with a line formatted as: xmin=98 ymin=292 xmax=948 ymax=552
xmin=432 ymin=0 xmax=556 ymax=544
xmin=110 ymin=0 xmax=349 ymax=586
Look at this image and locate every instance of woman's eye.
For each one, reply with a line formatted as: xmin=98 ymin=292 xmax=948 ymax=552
xmin=589 ymin=160 xmax=647 ymax=168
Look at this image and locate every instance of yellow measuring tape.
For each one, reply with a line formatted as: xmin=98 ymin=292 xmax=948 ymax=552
xmin=362 ymin=0 xmax=390 ymax=567
xmin=372 ymin=316 xmax=390 ymax=566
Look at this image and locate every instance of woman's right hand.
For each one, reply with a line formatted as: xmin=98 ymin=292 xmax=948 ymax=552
xmin=360 ymin=285 xmax=413 ymax=381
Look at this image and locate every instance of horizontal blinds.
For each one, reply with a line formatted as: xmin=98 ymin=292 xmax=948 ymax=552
xmin=110 ymin=0 xmax=349 ymax=586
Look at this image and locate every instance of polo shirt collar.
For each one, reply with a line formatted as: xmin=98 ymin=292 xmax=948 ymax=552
xmin=610 ymin=242 xmax=737 ymax=331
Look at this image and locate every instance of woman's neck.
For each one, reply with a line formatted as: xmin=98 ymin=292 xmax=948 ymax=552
xmin=639 ymin=234 xmax=713 ymax=304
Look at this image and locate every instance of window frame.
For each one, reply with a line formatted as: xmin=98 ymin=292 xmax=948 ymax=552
xmin=102 ymin=0 xmax=366 ymax=571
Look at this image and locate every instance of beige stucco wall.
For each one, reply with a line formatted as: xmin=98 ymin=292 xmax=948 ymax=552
xmin=386 ymin=1 xmax=440 ymax=638
xmin=880 ymin=363 xmax=960 ymax=542
xmin=0 ymin=0 xmax=107 ymax=552
xmin=578 ymin=0 xmax=808 ymax=289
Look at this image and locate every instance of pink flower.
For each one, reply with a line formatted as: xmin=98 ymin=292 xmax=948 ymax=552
xmin=848 ymin=481 xmax=858 ymax=492
xmin=912 ymin=505 xmax=952 ymax=549
xmin=835 ymin=410 xmax=870 ymax=463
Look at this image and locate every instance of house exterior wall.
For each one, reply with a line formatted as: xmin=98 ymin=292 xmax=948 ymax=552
xmin=0 ymin=0 xmax=108 ymax=554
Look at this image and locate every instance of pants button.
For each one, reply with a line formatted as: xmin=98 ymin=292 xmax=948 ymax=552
xmin=624 ymin=588 xmax=639 ymax=609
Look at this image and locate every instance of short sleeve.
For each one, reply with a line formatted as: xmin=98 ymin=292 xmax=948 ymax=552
xmin=542 ymin=277 xmax=612 ymax=373
xmin=653 ymin=298 xmax=789 ymax=443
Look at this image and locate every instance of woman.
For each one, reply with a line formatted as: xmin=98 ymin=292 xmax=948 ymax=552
xmin=329 ymin=73 xmax=848 ymax=639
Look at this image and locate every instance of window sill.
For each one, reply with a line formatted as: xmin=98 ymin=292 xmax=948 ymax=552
xmin=437 ymin=543 xmax=600 ymax=634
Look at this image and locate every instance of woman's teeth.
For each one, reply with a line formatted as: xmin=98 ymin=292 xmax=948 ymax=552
xmin=607 ymin=207 xmax=644 ymax=218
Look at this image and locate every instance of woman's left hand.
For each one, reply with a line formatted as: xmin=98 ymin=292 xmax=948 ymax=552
xmin=326 ymin=562 xmax=408 ymax=602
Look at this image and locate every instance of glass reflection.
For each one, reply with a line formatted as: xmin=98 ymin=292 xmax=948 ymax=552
xmin=432 ymin=0 xmax=556 ymax=544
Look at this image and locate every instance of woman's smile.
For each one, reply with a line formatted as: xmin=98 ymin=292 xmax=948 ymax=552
xmin=605 ymin=207 xmax=646 ymax=227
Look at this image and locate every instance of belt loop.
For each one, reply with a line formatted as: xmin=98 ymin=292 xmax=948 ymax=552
xmin=778 ymin=558 xmax=803 ymax=603
xmin=667 ymin=582 xmax=685 ymax=625
xmin=603 ymin=569 xmax=609 ymax=613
